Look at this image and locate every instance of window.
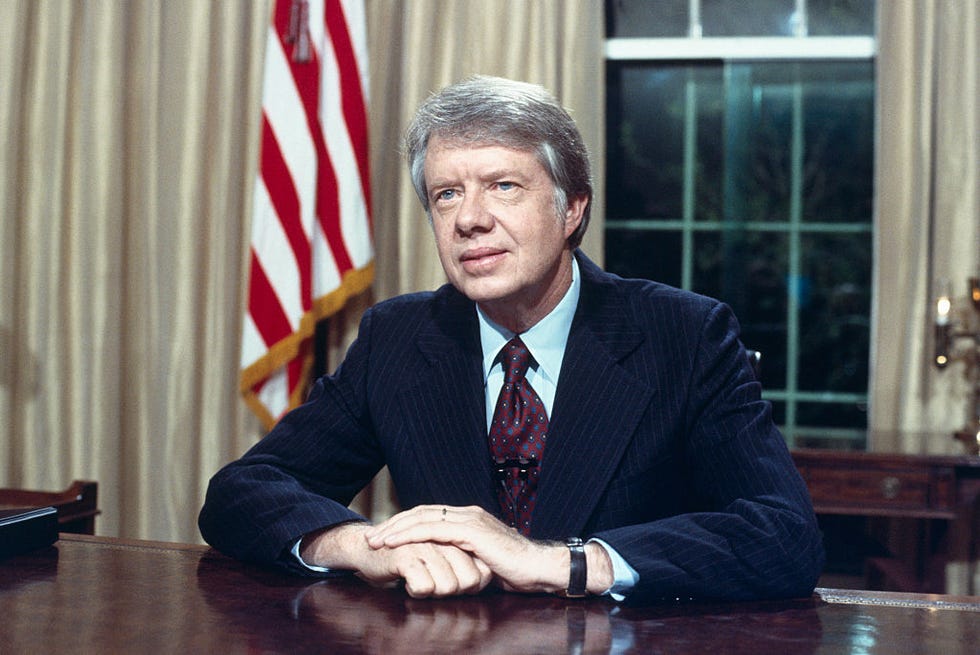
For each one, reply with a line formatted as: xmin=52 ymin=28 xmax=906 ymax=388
xmin=604 ymin=0 xmax=875 ymax=448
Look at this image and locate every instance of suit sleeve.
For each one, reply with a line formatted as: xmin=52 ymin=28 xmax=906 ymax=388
xmin=198 ymin=310 xmax=385 ymax=572
xmin=592 ymin=301 xmax=825 ymax=602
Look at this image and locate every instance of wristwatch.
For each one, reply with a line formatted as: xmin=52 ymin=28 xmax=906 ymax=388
xmin=561 ymin=537 xmax=587 ymax=598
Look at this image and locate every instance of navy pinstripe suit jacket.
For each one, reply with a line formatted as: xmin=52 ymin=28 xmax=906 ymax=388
xmin=200 ymin=252 xmax=824 ymax=602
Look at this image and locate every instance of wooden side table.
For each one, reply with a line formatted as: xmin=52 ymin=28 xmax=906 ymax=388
xmin=793 ymin=449 xmax=980 ymax=594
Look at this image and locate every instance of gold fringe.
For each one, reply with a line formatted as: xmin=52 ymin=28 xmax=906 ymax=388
xmin=241 ymin=260 xmax=375 ymax=431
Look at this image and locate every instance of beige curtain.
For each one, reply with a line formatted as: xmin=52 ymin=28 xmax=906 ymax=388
xmin=0 ymin=1 xmax=269 ymax=542
xmin=0 ymin=0 xmax=604 ymax=543
xmin=869 ymin=1 xmax=979 ymax=453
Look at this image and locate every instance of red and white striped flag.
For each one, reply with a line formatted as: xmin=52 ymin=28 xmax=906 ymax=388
xmin=241 ymin=0 xmax=373 ymax=429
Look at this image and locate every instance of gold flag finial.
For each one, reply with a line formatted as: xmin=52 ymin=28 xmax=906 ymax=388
xmin=285 ymin=0 xmax=312 ymax=63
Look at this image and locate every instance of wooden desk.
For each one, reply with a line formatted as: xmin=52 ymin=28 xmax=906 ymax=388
xmin=1 ymin=535 xmax=978 ymax=654
xmin=793 ymin=449 xmax=980 ymax=594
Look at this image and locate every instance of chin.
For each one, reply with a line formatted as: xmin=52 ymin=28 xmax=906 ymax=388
xmin=453 ymin=278 xmax=517 ymax=305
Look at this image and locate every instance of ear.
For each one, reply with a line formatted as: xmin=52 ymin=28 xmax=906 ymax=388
xmin=562 ymin=194 xmax=588 ymax=239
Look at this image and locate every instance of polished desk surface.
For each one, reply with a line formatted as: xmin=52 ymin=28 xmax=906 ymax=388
xmin=2 ymin=535 xmax=978 ymax=654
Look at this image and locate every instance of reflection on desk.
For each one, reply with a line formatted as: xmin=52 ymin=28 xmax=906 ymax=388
xmin=0 ymin=534 xmax=977 ymax=654
xmin=287 ymin=582 xmax=637 ymax=654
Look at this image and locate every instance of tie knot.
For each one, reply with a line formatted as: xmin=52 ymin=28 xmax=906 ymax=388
xmin=500 ymin=336 xmax=532 ymax=383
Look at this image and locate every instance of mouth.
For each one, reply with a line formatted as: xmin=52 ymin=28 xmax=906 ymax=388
xmin=459 ymin=247 xmax=507 ymax=271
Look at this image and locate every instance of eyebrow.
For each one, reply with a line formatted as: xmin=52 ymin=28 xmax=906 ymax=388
xmin=429 ymin=168 xmax=527 ymax=188
xmin=481 ymin=167 xmax=530 ymax=183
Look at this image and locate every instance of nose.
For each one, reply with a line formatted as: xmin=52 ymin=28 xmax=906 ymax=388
xmin=455 ymin=190 xmax=494 ymax=235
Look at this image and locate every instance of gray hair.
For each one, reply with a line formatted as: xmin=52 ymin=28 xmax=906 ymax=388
xmin=404 ymin=75 xmax=592 ymax=249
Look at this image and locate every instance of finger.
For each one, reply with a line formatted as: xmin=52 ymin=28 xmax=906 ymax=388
xmin=474 ymin=556 xmax=494 ymax=590
xmin=435 ymin=545 xmax=493 ymax=594
xmin=366 ymin=505 xmax=462 ymax=548
xmin=398 ymin=556 xmax=437 ymax=598
xmin=365 ymin=505 xmax=425 ymax=535
xmin=399 ymin=544 xmax=469 ymax=598
xmin=370 ymin=519 xmax=473 ymax=551
xmin=365 ymin=505 xmax=447 ymax=544
xmin=370 ymin=506 xmax=509 ymax=550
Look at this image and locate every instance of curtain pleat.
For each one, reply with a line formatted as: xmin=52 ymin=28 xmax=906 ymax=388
xmin=870 ymin=1 xmax=979 ymax=451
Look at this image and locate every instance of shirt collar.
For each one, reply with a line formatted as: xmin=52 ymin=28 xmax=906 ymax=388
xmin=478 ymin=257 xmax=581 ymax=384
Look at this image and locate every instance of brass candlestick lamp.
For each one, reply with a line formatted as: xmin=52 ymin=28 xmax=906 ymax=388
xmin=933 ymin=277 xmax=980 ymax=455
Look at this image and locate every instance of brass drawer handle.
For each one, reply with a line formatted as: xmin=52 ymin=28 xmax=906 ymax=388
xmin=880 ymin=476 xmax=901 ymax=499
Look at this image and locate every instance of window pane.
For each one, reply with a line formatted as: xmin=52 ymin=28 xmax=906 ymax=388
xmin=717 ymin=63 xmax=793 ymax=223
xmin=701 ymin=0 xmax=798 ymax=36
xmin=797 ymin=402 xmax=868 ymax=430
xmin=807 ymin=0 xmax=876 ymax=36
xmin=770 ymin=401 xmax=786 ymax=425
xmin=693 ymin=78 xmax=725 ymax=222
xmin=606 ymin=66 xmax=694 ymax=220
xmin=605 ymin=227 xmax=683 ymax=288
xmin=798 ymin=232 xmax=871 ymax=392
xmin=607 ymin=0 xmax=875 ymax=38
xmin=692 ymin=231 xmax=789 ymax=388
xmin=606 ymin=0 xmax=875 ymax=38
xmin=607 ymin=0 xmax=689 ymax=38
xmin=802 ymin=64 xmax=875 ymax=222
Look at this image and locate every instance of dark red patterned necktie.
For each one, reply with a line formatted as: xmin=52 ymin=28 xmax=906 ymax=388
xmin=488 ymin=336 xmax=548 ymax=535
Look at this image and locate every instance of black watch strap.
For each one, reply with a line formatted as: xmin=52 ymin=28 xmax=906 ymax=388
xmin=563 ymin=537 xmax=587 ymax=598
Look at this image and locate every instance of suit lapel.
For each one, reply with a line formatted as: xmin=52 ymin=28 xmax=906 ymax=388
xmin=393 ymin=257 xmax=657 ymax=531
xmin=400 ymin=289 xmax=498 ymax=512
xmin=531 ymin=256 xmax=655 ymax=538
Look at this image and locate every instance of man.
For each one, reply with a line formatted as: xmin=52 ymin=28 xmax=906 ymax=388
xmin=200 ymin=76 xmax=824 ymax=603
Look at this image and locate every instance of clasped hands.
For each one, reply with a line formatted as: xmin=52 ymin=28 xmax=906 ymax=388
xmin=301 ymin=505 xmax=611 ymax=599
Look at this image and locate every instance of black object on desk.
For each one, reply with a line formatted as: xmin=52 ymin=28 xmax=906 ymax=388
xmin=0 ymin=506 xmax=59 ymax=560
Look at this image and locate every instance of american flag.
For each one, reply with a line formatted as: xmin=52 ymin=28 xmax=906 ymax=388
xmin=241 ymin=0 xmax=373 ymax=429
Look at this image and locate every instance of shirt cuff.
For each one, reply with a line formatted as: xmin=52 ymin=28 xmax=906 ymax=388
xmin=589 ymin=538 xmax=639 ymax=601
xmin=290 ymin=537 xmax=333 ymax=573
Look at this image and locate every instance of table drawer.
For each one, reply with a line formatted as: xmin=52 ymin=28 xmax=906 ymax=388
xmin=798 ymin=464 xmax=956 ymax=516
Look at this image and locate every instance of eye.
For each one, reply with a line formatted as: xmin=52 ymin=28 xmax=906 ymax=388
xmin=496 ymin=181 xmax=516 ymax=191
xmin=433 ymin=188 xmax=457 ymax=203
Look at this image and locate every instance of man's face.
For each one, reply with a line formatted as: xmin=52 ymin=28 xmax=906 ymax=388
xmin=424 ymin=137 xmax=586 ymax=329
